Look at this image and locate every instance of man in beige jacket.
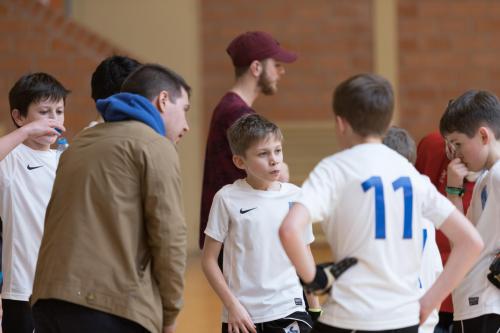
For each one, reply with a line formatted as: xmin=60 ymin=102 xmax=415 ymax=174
xmin=31 ymin=64 xmax=191 ymax=333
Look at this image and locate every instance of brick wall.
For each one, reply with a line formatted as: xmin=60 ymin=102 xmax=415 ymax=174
xmin=201 ymin=0 xmax=373 ymax=125
xmin=398 ymin=0 xmax=500 ymax=142
xmin=0 ymin=0 xmax=125 ymax=138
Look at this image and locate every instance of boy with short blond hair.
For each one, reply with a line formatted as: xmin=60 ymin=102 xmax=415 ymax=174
xmin=202 ymin=114 xmax=340 ymax=333
xmin=0 ymin=72 xmax=68 ymax=333
xmin=440 ymin=90 xmax=500 ymax=332
xmin=279 ymin=73 xmax=483 ymax=333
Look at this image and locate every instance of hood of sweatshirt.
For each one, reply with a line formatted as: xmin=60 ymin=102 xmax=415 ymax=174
xmin=96 ymin=92 xmax=166 ymax=136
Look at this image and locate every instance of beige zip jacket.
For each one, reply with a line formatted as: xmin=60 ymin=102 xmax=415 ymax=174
xmin=31 ymin=121 xmax=187 ymax=333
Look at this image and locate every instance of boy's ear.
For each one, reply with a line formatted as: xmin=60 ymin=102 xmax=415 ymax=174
xmin=232 ymin=155 xmax=246 ymax=170
xmin=335 ymin=115 xmax=347 ymax=134
xmin=11 ymin=109 xmax=24 ymax=127
xmin=478 ymin=126 xmax=491 ymax=145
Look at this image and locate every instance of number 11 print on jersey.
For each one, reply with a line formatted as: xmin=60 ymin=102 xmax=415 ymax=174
xmin=362 ymin=176 xmax=413 ymax=239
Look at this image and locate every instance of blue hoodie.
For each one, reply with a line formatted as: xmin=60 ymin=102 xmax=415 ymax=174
xmin=96 ymin=93 xmax=166 ymax=136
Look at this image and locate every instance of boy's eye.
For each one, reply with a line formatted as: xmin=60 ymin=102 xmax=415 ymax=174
xmin=275 ymin=148 xmax=282 ymax=154
xmin=56 ymin=110 xmax=64 ymax=115
xmin=258 ymin=152 xmax=268 ymax=157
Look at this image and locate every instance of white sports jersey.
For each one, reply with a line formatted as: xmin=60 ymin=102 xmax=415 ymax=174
xmin=297 ymin=143 xmax=455 ymax=331
xmin=0 ymin=144 xmax=59 ymax=301
xmin=205 ymin=179 xmax=314 ymax=323
xmin=452 ymin=161 xmax=500 ymax=320
xmin=418 ymin=220 xmax=442 ymax=333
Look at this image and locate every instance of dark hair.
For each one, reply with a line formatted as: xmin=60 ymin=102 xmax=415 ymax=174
xmin=91 ymin=55 xmax=141 ymax=102
xmin=121 ymin=64 xmax=191 ymax=102
xmin=333 ymin=73 xmax=394 ymax=137
xmin=440 ymin=90 xmax=500 ymax=139
xmin=9 ymin=73 xmax=70 ymax=127
xmin=227 ymin=114 xmax=283 ymax=156
xmin=234 ymin=65 xmax=250 ymax=78
xmin=383 ymin=126 xmax=416 ymax=164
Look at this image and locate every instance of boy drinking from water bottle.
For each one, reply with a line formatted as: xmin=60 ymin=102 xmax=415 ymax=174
xmin=0 ymin=72 xmax=68 ymax=333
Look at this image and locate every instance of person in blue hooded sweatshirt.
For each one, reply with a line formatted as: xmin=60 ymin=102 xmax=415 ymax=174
xmin=30 ymin=64 xmax=191 ymax=333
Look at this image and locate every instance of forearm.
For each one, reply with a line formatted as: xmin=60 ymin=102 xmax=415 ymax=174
xmin=280 ymin=223 xmax=316 ymax=282
xmin=152 ymin=221 xmax=188 ymax=325
xmin=305 ymin=292 xmax=321 ymax=309
xmin=0 ymin=127 xmax=28 ymax=161
xmin=201 ymin=255 xmax=239 ymax=310
xmin=446 ymin=194 xmax=464 ymax=213
xmin=421 ymin=211 xmax=483 ymax=310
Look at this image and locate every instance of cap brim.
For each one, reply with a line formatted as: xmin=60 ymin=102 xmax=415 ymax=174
xmin=272 ymin=48 xmax=298 ymax=63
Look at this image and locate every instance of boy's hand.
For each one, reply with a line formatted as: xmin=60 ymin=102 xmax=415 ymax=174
xmin=418 ymin=294 xmax=435 ymax=325
xmin=23 ymin=119 xmax=65 ymax=139
xmin=162 ymin=323 xmax=175 ymax=333
xmin=227 ymin=300 xmax=256 ymax=333
xmin=302 ymin=257 xmax=358 ymax=296
xmin=447 ymin=158 xmax=468 ymax=188
xmin=487 ymin=251 xmax=500 ymax=289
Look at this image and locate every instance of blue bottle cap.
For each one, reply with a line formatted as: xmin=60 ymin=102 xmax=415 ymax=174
xmin=57 ymin=137 xmax=68 ymax=145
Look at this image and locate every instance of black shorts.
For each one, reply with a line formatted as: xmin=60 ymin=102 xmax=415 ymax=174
xmin=311 ymin=321 xmax=418 ymax=333
xmin=222 ymin=311 xmax=313 ymax=333
xmin=2 ymin=299 xmax=34 ymax=333
xmin=453 ymin=313 xmax=500 ymax=333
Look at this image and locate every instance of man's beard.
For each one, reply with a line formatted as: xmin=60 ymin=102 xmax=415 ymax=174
xmin=257 ymin=70 xmax=277 ymax=95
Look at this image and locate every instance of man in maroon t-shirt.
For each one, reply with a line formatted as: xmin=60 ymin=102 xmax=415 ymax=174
xmin=199 ymin=31 xmax=297 ymax=249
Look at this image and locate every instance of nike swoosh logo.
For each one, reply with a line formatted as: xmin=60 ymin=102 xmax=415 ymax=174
xmin=240 ymin=207 xmax=257 ymax=214
xmin=27 ymin=165 xmax=43 ymax=170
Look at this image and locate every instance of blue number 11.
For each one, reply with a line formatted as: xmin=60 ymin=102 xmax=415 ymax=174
xmin=362 ymin=176 xmax=413 ymax=239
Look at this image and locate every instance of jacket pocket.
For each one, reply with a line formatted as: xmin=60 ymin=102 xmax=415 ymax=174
xmin=138 ymin=253 xmax=151 ymax=278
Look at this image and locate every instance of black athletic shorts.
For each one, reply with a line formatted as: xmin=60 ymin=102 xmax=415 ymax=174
xmin=222 ymin=310 xmax=313 ymax=333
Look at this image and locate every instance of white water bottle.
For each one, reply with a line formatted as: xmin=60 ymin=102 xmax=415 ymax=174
xmin=56 ymin=137 xmax=69 ymax=154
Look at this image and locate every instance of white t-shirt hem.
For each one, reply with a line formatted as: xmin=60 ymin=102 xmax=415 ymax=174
xmin=453 ymin=306 xmax=500 ymax=321
xmin=2 ymin=291 xmax=31 ymax=302
xmin=222 ymin=307 xmax=306 ymax=324
xmin=319 ymin=313 xmax=419 ymax=331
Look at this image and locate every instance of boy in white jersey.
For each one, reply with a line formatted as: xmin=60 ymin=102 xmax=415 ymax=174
xmin=0 ymin=73 xmax=68 ymax=333
xmin=202 ymin=114 xmax=353 ymax=333
xmin=279 ymin=73 xmax=483 ymax=333
xmin=383 ymin=126 xmax=441 ymax=333
xmin=440 ymin=90 xmax=500 ymax=332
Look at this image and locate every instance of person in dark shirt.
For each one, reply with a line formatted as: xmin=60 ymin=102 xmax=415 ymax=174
xmin=199 ymin=31 xmax=297 ymax=249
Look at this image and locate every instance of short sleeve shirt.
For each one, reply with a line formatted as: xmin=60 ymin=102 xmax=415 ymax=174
xmin=205 ymin=179 xmax=314 ymax=323
xmin=452 ymin=161 xmax=500 ymax=320
xmin=0 ymin=144 xmax=59 ymax=301
xmin=297 ymin=143 xmax=455 ymax=331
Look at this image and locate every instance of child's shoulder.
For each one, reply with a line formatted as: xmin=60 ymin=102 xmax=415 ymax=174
xmin=489 ymin=160 xmax=500 ymax=181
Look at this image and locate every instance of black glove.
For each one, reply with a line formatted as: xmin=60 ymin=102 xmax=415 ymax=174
xmin=301 ymin=257 xmax=357 ymax=295
xmin=487 ymin=251 xmax=500 ymax=289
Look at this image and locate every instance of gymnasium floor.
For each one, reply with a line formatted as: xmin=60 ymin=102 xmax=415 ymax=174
xmin=176 ymin=243 xmax=331 ymax=332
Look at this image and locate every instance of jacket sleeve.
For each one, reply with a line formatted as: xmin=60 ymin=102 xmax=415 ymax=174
xmin=142 ymin=138 xmax=187 ymax=326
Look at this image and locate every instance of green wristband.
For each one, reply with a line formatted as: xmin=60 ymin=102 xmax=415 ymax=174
xmin=445 ymin=186 xmax=465 ymax=196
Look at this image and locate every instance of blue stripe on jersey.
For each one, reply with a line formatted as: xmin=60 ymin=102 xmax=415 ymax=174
xmin=481 ymin=185 xmax=488 ymax=210
xmin=422 ymin=228 xmax=428 ymax=252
